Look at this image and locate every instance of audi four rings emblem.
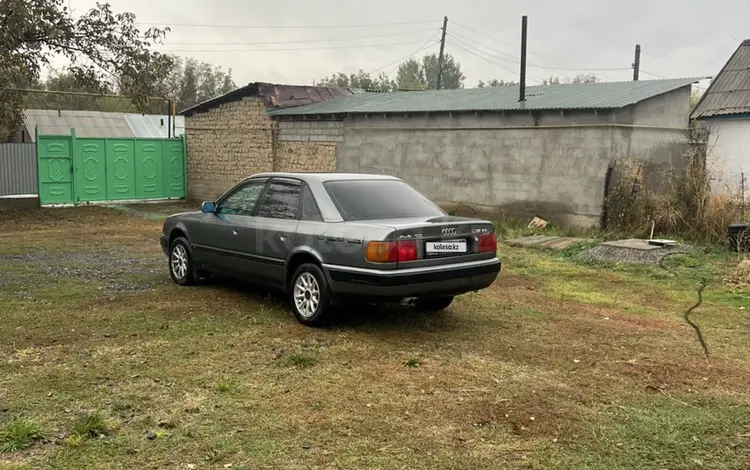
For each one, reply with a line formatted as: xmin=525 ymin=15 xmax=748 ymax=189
xmin=441 ymin=227 xmax=456 ymax=236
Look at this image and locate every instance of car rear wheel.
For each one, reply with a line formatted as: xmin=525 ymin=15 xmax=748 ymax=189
xmin=169 ymin=237 xmax=197 ymax=286
xmin=290 ymin=263 xmax=331 ymax=327
xmin=416 ymin=296 xmax=454 ymax=312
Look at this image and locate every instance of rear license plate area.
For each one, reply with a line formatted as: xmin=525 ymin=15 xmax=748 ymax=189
xmin=425 ymin=239 xmax=468 ymax=256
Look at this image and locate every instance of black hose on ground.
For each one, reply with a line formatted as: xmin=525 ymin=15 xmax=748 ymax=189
xmin=659 ymin=251 xmax=710 ymax=360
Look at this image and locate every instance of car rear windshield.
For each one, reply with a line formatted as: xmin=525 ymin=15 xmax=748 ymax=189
xmin=324 ymin=180 xmax=444 ymax=221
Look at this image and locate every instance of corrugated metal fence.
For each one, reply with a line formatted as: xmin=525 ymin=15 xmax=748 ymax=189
xmin=0 ymin=143 xmax=38 ymax=197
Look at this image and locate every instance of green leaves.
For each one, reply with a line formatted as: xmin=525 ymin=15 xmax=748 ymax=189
xmin=0 ymin=0 xmax=171 ymax=137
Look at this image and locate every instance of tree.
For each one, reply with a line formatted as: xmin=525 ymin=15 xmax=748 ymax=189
xmin=477 ymin=79 xmax=517 ymax=87
xmin=690 ymin=89 xmax=702 ymax=110
xmin=543 ymin=73 xmax=600 ymax=85
xmin=395 ymin=58 xmax=425 ymax=90
xmin=316 ymin=69 xmax=394 ymax=91
xmin=0 ymin=0 xmax=172 ymax=138
xmin=394 ymin=53 xmax=464 ymax=90
xmin=422 ymin=53 xmax=465 ymax=90
xmin=163 ymin=56 xmax=236 ymax=111
xmin=318 ymin=52 xmax=465 ymax=92
xmin=22 ymin=71 xmax=139 ymax=113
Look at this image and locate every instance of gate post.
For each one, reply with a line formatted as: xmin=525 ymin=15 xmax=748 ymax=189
xmin=182 ymin=134 xmax=188 ymax=199
xmin=71 ymin=128 xmax=77 ymax=207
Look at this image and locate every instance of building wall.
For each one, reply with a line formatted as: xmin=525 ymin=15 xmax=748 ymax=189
xmin=186 ymin=97 xmax=274 ymax=200
xmin=703 ymin=117 xmax=750 ymax=191
xmin=332 ymin=88 xmax=690 ymax=226
xmin=336 ymin=113 xmax=622 ymax=226
xmin=275 ymin=121 xmax=342 ymax=173
xmin=185 ymin=99 xmax=339 ymax=201
xmin=186 ymin=87 xmax=691 ymax=225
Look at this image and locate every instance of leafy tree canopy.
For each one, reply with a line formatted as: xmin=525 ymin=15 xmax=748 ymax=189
xmin=316 ymin=52 xmax=465 ymax=92
xmin=1 ymin=0 xmax=171 ymax=138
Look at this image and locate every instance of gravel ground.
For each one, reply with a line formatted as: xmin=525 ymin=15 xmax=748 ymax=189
xmin=0 ymin=249 xmax=167 ymax=293
xmin=581 ymin=244 xmax=691 ymax=266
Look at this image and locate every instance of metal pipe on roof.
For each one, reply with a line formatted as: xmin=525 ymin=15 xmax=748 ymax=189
xmin=519 ymin=15 xmax=528 ymax=102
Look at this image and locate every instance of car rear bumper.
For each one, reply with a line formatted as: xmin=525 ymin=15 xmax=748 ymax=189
xmin=323 ymin=258 xmax=501 ymax=300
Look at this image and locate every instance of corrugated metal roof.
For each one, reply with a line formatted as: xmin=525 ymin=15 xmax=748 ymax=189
xmin=269 ymin=78 xmax=702 ymax=116
xmin=692 ymin=39 xmax=750 ymax=119
xmin=23 ymin=109 xmax=184 ymax=141
xmin=123 ymin=113 xmax=184 ymax=138
xmin=180 ymin=82 xmax=362 ymax=116
xmin=23 ymin=109 xmax=134 ymax=140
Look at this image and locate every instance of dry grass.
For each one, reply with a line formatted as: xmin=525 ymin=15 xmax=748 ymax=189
xmin=0 ymin=205 xmax=749 ymax=469
xmin=604 ymin=154 xmax=743 ymax=245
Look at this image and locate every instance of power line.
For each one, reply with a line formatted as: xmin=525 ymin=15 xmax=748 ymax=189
xmin=448 ymin=39 xmax=543 ymax=83
xmin=161 ymin=28 xmax=438 ymax=46
xmin=450 ymin=20 xmax=520 ymax=51
xmin=137 ymin=20 xmax=437 ymax=29
xmin=449 ymin=31 xmax=629 ymax=73
xmin=156 ymin=39 xmax=430 ymax=53
xmin=448 ymin=32 xmax=570 ymax=81
xmin=640 ymin=69 xmax=667 ymax=79
xmin=451 ymin=20 xmax=633 ymax=75
xmin=371 ymin=31 xmax=442 ymax=74
xmin=448 ymin=30 xmax=518 ymax=61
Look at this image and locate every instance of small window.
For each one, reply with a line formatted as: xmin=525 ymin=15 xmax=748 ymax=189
xmin=216 ymin=181 xmax=266 ymax=215
xmin=256 ymin=182 xmax=301 ymax=219
xmin=300 ymin=184 xmax=323 ymax=222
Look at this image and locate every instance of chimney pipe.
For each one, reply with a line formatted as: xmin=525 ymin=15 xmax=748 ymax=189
xmin=519 ymin=15 xmax=528 ymax=102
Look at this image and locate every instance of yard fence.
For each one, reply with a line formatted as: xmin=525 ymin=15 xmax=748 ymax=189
xmin=0 ymin=143 xmax=37 ymax=197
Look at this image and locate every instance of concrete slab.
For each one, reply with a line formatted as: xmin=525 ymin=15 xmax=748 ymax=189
xmin=600 ymin=239 xmax=663 ymax=251
xmin=506 ymin=235 xmax=590 ymax=250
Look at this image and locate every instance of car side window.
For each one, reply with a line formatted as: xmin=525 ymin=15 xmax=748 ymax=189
xmin=300 ymin=184 xmax=323 ymax=222
xmin=256 ymin=182 xmax=301 ymax=219
xmin=216 ymin=181 xmax=265 ymax=216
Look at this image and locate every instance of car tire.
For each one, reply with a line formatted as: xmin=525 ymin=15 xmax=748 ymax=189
xmin=168 ymin=236 xmax=197 ymax=286
xmin=416 ymin=296 xmax=454 ymax=312
xmin=290 ymin=263 xmax=331 ymax=327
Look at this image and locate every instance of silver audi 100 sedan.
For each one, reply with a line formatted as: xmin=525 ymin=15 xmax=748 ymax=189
xmin=160 ymin=173 xmax=501 ymax=326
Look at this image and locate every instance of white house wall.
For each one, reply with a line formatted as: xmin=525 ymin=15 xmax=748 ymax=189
xmin=705 ymin=118 xmax=750 ymax=190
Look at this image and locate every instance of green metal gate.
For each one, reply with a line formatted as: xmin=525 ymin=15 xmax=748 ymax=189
xmin=36 ymin=130 xmax=186 ymax=205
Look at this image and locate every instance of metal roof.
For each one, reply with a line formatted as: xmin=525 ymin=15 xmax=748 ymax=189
xmin=23 ymin=109 xmax=184 ymax=141
xmin=23 ymin=109 xmax=134 ymax=140
xmin=123 ymin=113 xmax=184 ymax=138
xmin=691 ymin=39 xmax=750 ymax=119
xmin=269 ymin=78 xmax=702 ymax=116
xmin=180 ymin=82 xmax=362 ymax=116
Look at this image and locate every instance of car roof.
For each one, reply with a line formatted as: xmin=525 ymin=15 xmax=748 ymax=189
xmin=249 ymin=172 xmax=402 ymax=183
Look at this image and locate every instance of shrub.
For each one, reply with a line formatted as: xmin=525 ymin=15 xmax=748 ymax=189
xmin=604 ymin=128 xmax=743 ymax=245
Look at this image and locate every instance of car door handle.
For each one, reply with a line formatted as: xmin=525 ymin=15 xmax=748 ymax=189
xmin=279 ymin=235 xmax=287 ymax=242
xmin=232 ymin=229 xmax=239 ymax=235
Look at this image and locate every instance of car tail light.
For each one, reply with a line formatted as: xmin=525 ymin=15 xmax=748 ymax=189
xmin=477 ymin=232 xmax=497 ymax=252
xmin=366 ymin=240 xmax=418 ymax=263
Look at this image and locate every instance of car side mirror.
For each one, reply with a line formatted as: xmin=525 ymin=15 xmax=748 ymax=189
xmin=201 ymin=201 xmax=216 ymax=213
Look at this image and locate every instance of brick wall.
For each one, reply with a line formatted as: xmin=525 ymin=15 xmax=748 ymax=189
xmin=185 ymin=99 xmax=342 ymax=201
xmin=275 ymin=120 xmax=342 ymax=173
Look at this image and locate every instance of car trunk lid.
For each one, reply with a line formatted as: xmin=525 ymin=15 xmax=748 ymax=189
xmin=362 ymin=216 xmax=497 ymax=268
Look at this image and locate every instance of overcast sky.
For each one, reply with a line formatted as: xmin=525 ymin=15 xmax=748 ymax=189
xmin=65 ymin=0 xmax=750 ymax=90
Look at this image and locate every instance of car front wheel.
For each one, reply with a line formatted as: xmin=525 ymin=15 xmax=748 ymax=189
xmin=416 ymin=296 xmax=454 ymax=312
xmin=169 ymin=237 xmax=197 ymax=286
xmin=290 ymin=263 xmax=331 ymax=327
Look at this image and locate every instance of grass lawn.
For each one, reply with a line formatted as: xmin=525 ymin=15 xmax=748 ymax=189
xmin=0 ymin=205 xmax=748 ymax=469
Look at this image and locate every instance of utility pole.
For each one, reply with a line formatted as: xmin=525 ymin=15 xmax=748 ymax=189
xmin=519 ymin=15 xmax=528 ymax=102
xmin=436 ymin=16 xmax=448 ymax=90
xmin=633 ymin=44 xmax=641 ymax=81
